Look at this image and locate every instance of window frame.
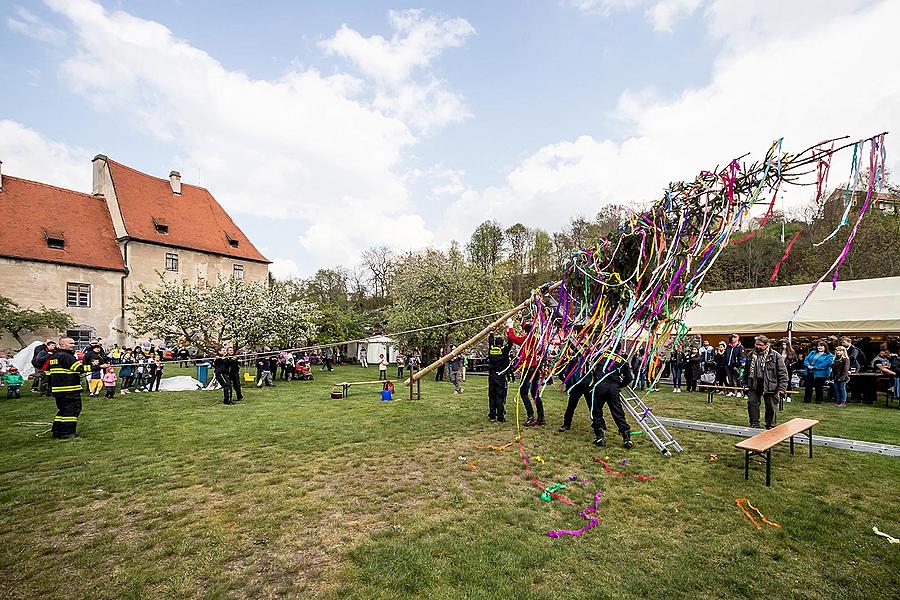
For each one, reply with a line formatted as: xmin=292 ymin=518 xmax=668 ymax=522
xmin=66 ymin=329 xmax=93 ymax=349
xmin=66 ymin=282 xmax=91 ymax=308
xmin=165 ymin=252 xmax=179 ymax=272
xmin=233 ymin=264 xmax=245 ymax=280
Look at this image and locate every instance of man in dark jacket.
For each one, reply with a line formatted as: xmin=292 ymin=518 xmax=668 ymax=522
xmin=591 ymin=349 xmax=634 ymax=449
xmin=45 ymin=337 xmax=102 ymax=438
xmin=743 ymin=335 xmax=788 ymax=429
xmin=841 ymin=336 xmax=866 ymax=402
xmin=486 ymin=332 xmax=512 ymax=422
xmin=31 ymin=339 xmax=56 ymax=395
xmin=213 ymin=348 xmax=234 ymax=405
xmin=227 ymin=347 xmax=244 ymax=402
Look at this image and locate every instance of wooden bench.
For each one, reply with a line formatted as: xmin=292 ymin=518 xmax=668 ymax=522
xmin=337 ymin=380 xmax=395 ymax=398
xmin=698 ymin=384 xmax=796 ymax=409
xmin=735 ymin=418 xmax=818 ymax=486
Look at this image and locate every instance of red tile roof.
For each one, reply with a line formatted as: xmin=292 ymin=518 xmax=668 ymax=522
xmin=106 ymin=159 xmax=269 ymax=263
xmin=0 ymin=175 xmax=126 ymax=272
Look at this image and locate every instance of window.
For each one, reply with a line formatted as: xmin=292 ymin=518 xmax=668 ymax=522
xmin=43 ymin=228 xmax=65 ymax=249
xmin=66 ymin=283 xmax=91 ymax=308
xmin=233 ymin=264 xmax=244 ymax=280
xmin=165 ymin=252 xmax=179 ymax=272
xmin=226 ymin=233 xmax=240 ymax=248
xmin=66 ymin=329 xmax=93 ymax=349
xmin=153 ymin=217 xmax=169 ymax=234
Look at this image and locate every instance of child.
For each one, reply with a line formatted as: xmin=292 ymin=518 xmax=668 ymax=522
xmin=103 ymin=366 xmax=118 ymax=398
xmin=378 ymin=354 xmax=388 ymax=380
xmin=3 ymin=366 xmax=24 ymax=399
xmin=88 ymin=359 xmax=104 ymax=396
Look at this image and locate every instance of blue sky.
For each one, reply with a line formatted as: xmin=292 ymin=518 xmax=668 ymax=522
xmin=1 ymin=0 xmax=897 ymax=278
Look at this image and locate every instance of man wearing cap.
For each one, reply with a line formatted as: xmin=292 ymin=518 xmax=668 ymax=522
xmin=46 ymin=337 xmax=102 ymax=438
xmin=743 ymin=335 xmax=788 ymax=429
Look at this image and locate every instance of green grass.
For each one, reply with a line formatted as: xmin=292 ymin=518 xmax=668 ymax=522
xmin=1 ymin=366 xmax=898 ymax=599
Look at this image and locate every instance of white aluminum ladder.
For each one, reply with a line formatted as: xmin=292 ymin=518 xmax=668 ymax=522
xmin=621 ymin=386 xmax=683 ymax=456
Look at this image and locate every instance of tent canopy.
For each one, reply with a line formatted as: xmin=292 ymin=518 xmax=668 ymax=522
xmin=683 ymin=276 xmax=900 ymax=335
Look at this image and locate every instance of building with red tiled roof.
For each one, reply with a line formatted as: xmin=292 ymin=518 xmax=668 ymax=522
xmin=0 ymin=157 xmax=269 ymax=351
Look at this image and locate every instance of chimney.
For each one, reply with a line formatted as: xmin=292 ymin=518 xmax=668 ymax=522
xmin=91 ymin=154 xmax=108 ymax=196
xmin=169 ymin=170 xmax=182 ymax=195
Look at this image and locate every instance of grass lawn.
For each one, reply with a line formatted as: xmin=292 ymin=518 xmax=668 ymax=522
xmin=1 ymin=365 xmax=898 ymax=599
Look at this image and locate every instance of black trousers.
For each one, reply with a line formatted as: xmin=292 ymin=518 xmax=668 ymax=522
xmin=216 ymin=372 xmax=233 ymax=404
xmin=519 ymin=366 xmax=543 ymax=420
xmin=563 ymin=379 xmax=592 ymax=427
xmin=488 ymin=372 xmax=507 ymax=419
xmin=591 ymin=383 xmax=630 ymax=435
xmin=152 ymin=371 xmax=163 ymax=391
xmin=435 ymin=365 xmax=445 ymax=381
xmin=804 ymin=374 xmax=826 ymax=403
xmin=685 ymin=373 xmax=697 ymax=392
xmin=104 ymin=385 xmax=116 ymax=398
xmin=52 ymin=392 xmax=82 ymax=437
xmin=398 ymin=367 xmax=404 ymax=379
xmin=229 ymin=373 xmax=243 ymax=400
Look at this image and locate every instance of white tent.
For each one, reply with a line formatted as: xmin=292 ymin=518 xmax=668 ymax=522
xmin=683 ymin=276 xmax=900 ymax=335
xmin=10 ymin=340 xmax=42 ymax=380
xmin=344 ymin=335 xmax=398 ymax=365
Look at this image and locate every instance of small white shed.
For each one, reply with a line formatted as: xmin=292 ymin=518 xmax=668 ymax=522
xmin=345 ymin=335 xmax=399 ymax=365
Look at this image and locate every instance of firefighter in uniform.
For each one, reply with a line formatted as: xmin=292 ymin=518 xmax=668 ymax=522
xmin=487 ymin=331 xmax=512 ymax=422
xmin=559 ymin=347 xmax=593 ymax=432
xmin=227 ymin=347 xmax=244 ymax=402
xmin=46 ymin=337 xmax=98 ymax=439
xmin=213 ymin=348 xmax=234 ymax=405
xmin=591 ymin=349 xmax=634 ymax=449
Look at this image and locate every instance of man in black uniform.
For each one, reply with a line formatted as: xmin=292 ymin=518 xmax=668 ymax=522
xmin=227 ymin=347 xmax=243 ymax=402
xmin=559 ymin=349 xmax=593 ymax=432
xmin=45 ymin=337 xmax=99 ymax=438
xmin=591 ymin=349 xmax=634 ymax=449
xmin=213 ymin=348 xmax=234 ymax=405
xmin=31 ymin=339 xmax=56 ymax=395
xmin=486 ymin=331 xmax=512 ymax=422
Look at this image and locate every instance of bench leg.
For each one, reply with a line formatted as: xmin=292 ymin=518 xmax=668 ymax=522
xmin=808 ymin=428 xmax=813 ymax=458
xmin=790 ymin=435 xmax=794 ymax=455
xmin=708 ymin=390 xmax=713 ymax=404
xmin=766 ymin=449 xmax=772 ymax=487
xmin=744 ymin=450 xmax=749 ymax=480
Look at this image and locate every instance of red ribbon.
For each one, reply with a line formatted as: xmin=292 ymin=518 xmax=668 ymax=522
xmin=591 ymin=457 xmax=656 ymax=481
xmin=770 ymin=230 xmax=801 ymax=282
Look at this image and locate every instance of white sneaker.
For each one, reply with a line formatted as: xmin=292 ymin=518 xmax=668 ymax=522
xmin=726 ymin=392 xmax=734 ymax=397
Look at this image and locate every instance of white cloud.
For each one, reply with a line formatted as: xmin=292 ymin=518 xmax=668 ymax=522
xmin=647 ymin=0 xmax=701 ymax=32
xmin=441 ymin=0 xmax=900 ymax=242
xmin=0 ymin=120 xmax=89 ymax=190
xmin=320 ymin=9 xmax=474 ymax=132
xmin=269 ymin=258 xmax=300 ymax=280
xmin=29 ymin=0 xmax=472 ymax=269
xmin=6 ymin=5 xmax=65 ymax=44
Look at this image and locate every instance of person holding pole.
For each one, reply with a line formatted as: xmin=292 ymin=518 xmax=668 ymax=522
xmin=507 ymin=317 xmax=545 ymax=426
xmin=591 ymin=347 xmax=634 ymax=449
xmin=487 ymin=332 xmax=512 ymax=421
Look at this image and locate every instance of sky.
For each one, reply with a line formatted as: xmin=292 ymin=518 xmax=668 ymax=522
xmin=1 ymin=0 xmax=898 ymax=279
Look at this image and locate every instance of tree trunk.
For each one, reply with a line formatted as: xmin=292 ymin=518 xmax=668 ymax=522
xmin=12 ymin=330 xmax=26 ymax=349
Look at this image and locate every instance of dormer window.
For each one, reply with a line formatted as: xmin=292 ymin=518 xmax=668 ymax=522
xmin=153 ymin=217 xmax=169 ymax=234
xmin=226 ymin=233 xmax=239 ymax=248
xmin=43 ymin=228 xmax=65 ymax=249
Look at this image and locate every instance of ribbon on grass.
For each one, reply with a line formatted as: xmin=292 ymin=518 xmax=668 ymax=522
xmin=735 ymin=498 xmax=780 ymax=530
xmin=591 ymin=457 xmax=656 ymax=481
xmin=474 ymin=442 xmax=513 ymax=451
xmin=540 ymin=483 xmax=568 ymax=502
xmin=872 ymin=526 xmax=899 ymax=544
xmin=548 ymin=492 xmax=603 ymax=538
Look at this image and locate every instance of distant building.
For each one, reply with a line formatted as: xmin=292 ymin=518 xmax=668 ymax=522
xmin=0 ymin=156 xmax=269 ymax=350
xmin=823 ymin=188 xmax=900 ymax=216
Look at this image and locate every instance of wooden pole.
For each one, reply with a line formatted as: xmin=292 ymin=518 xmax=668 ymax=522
xmin=406 ymin=281 xmax=561 ymax=386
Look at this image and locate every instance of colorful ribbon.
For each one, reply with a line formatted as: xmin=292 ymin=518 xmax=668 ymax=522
xmin=548 ymin=492 xmax=603 ymax=538
xmin=592 ymin=457 xmax=656 ymax=481
xmin=736 ymin=497 xmax=780 ymax=530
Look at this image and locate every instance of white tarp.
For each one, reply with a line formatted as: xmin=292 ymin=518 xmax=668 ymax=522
xmin=683 ymin=276 xmax=900 ymax=334
xmin=10 ymin=341 xmax=42 ymax=380
xmin=157 ymin=375 xmax=204 ymax=391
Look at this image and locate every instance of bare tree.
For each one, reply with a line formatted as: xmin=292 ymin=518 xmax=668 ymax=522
xmin=362 ymin=246 xmax=393 ymax=299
